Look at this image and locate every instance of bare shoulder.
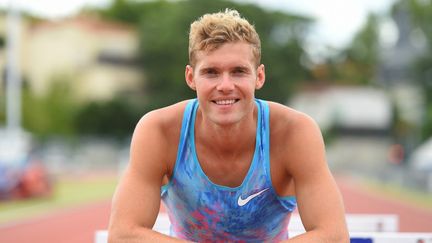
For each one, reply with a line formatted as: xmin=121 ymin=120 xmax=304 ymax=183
xmin=130 ymin=100 xmax=190 ymax=173
xmin=267 ymin=101 xmax=325 ymax=173
xmin=267 ymin=101 xmax=321 ymax=138
xmin=134 ymin=100 xmax=190 ymax=140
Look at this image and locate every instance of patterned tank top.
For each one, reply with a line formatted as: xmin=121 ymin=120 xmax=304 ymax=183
xmin=161 ymin=98 xmax=296 ymax=242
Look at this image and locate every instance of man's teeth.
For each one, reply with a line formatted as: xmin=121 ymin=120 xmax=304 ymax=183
xmin=215 ymin=99 xmax=236 ymax=105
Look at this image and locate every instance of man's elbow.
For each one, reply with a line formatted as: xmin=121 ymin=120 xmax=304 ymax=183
xmin=107 ymin=226 xmax=125 ymax=243
xmin=328 ymin=228 xmax=350 ymax=243
xmin=312 ymin=226 xmax=349 ymax=243
xmin=107 ymin=224 xmax=137 ymax=243
xmin=108 ymin=224 xmax=157 ymax=242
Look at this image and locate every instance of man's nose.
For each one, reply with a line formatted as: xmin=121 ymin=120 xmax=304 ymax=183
xmin=216 ymin=73 xmax=234 ymax=92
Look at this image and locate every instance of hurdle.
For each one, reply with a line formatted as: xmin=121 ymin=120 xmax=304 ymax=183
xmin=95 ymin=231 xmax=432 ymax=243
xmin=95 ymin=213 xmax=405 ymax=243
xmin=290 ymin=232 xmax=432 ymax=243
xmin=289 ymin=213 xmax=399 ymax=232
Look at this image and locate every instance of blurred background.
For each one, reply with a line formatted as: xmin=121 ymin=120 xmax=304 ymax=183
xmin=0 ymin=0 xmax=432 ymax=242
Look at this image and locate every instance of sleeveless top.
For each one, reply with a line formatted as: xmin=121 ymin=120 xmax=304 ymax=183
xmin=161 ymin=99 xmax=297 ymax=242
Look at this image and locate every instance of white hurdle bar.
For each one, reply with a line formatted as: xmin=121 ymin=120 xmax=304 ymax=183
xmin=95 ymin=231 xmax=432 ymax=243
xmin=289 ymin=213 xmax=399 ymax=232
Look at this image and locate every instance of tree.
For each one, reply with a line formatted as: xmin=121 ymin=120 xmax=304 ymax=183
xmin=98 ymin=0 xmax=312 ymax=108
xmin=74 ymin=97 xmax=140 ymax=139
xmin=402 ymin=0 xmax=432 ymax=139
xmin=329 ymin=13 xmax=380 ymax=85
xmin=22 ymin=76 xmax=77 ymax=138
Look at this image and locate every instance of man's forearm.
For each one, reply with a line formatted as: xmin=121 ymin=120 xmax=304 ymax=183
xmin=108 ymin=227 xmax=194 ymax=243
xmin=282 ymin=230 xmax=349 ymax=243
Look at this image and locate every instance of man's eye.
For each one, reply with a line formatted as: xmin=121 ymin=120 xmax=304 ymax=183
xmin=201 ymin=68 xmax=217 ymax=74
xmin=233 ymin=69 xmax=246 ymax=75
xmin=203 ymin=69 xmax=218 ymax=76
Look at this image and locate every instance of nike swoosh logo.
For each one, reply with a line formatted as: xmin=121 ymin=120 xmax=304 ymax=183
xmin=237 ymin=188 xmax=269 ymax=206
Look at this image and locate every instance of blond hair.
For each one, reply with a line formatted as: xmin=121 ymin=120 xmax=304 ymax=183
xmin=188 ymin=9 xmax=261 ymax=67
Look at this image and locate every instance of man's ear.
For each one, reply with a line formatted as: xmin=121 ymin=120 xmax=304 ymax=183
xmin=185 ymin=65 xmax=196 ymax=90
xmin=255 ymin=64 xmax=265 ymax=90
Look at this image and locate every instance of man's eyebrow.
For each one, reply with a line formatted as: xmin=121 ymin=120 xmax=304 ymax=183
xmin=232 ymin=66 xmax=251 ymax=71
xmin=199 ymin=67 xmax=218 ymax=73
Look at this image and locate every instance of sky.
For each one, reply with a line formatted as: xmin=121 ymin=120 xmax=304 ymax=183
xmin=0 ymin=0 xmax=398 ymax=52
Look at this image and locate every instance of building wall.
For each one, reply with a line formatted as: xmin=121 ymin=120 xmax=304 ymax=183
xmin=1 ymin=15 xmax=143 ymax=102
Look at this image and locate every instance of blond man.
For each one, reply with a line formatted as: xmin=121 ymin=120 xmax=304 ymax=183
xmin=108 ymin=9 xmax=349 ymax=242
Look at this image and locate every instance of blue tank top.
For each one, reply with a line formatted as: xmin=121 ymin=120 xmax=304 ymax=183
xmin=161 ymin=99 xmax=297 ymax=242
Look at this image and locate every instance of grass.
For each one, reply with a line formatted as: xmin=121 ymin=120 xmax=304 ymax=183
xmin=0 ymin=175 xmax=119 ymax=225
xmin=3 ymin=172 xmax=430 ymax=226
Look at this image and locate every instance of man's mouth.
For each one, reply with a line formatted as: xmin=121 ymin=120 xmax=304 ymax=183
xmin=212 ymin=99 xmax=239 ymax=105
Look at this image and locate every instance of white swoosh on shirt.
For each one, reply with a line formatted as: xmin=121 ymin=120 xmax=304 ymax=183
xmin=237 ymin=188 xmax=269 ymax=206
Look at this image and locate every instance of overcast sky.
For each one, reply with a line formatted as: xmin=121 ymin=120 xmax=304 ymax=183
xmin=0 ymin=0 xmax=398 ymax=52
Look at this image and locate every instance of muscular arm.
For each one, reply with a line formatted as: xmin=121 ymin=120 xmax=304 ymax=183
xmin=108 ymin=110 xmax=190 ymax=242
xmin=279 ymin=111 xmax=349 ymax=243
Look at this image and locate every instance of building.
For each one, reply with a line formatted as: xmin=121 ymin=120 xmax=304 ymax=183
xmin=289 ymin=86 xmax=393 ymax=171
xmin=290 ymin=86 xmax=392 ymax=134
xmin=1 ymin=13 xmax=143 ymax=102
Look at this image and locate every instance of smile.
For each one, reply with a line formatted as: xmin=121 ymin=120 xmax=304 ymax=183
xmin=212 ymin=99 xmax=239 ymax=105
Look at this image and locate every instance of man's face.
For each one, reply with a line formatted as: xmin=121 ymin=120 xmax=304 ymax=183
xmin=185 ymin=42 xmax=265 ymax=126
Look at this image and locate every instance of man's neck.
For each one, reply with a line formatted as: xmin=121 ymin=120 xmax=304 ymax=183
xmin=195 ymin=108 xmax=257 ymax=156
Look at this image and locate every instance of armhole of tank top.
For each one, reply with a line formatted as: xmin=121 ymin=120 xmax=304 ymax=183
xmin=161 ymin=99 xmax=196 ymax=195
xmin=262 ymin=100 xmax=297 ymax=212
xmin=261 ymin=99 xmax=273 ymax=190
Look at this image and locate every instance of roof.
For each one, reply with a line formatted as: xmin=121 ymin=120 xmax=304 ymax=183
xmin=29 ymin=15 xmax=135 ymax=35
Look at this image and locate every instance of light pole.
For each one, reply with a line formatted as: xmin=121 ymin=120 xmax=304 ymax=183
xmin=5 ymin=0 xmax=22 ymax=132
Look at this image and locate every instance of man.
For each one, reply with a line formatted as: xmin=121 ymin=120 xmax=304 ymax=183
xmin=108 ymin=9 xmax=349 ymax=242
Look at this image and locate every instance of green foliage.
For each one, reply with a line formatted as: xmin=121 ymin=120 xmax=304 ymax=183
xmin=405 ymin=0 xmax=432 ymax=48
xmin=22 ymin=76 xmax=77 ymax=138
xmin=329 ymin=13 xmax=380 ymax=85
xmin=0 ymin=34 xmax=5 ymax=48
xmin=74 ymin=97 xmax=141 ymax=139
xmin=413 ymin=52 xmax=432 ymax=102
xmin=0 ymin=90 xmax=4 ymax=123
xmin=423 ymin=104 xmax=432 ymax=140
xmin=99 ymin=0 xmax=149 ymax=23
xmin=100 ymin=0 xmax=312 ymax=108
xmin=402 ymin=0 xmax=432 ymax=139
xmin=7 ymin=75 xmax=140 ymax=139
xmin=346 ymin=14 xmax=380 ymax=65
xmin=413 ymin=53 xmax=432 ymax=140
xmin=137 ymin=0 xmax=196 ymax=107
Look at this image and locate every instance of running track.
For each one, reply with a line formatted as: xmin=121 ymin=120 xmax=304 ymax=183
xmin=1 ymin=177 xmax=431 ymax=243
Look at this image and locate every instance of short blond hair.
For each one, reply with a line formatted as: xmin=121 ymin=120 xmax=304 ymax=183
xmin=188 ymin=9 xmax=261 ymax=67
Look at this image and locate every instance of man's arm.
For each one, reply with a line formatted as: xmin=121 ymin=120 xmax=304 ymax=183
xmin=282 ymin=113 xmax=349 ymax=243
xmin=107 ymin=111 xmax=189 ymax=242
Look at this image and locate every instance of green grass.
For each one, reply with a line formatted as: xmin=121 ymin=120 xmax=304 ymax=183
xmin=0 ymin=175 xmax=119 ymax=224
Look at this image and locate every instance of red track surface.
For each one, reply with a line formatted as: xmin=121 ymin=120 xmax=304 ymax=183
xmin=338 ymin=176 xmax=432 ymax=232
xmin=0 ymin=177 xmax=431 ymax=243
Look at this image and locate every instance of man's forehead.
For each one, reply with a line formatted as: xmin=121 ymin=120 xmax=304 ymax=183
xmin=198 ymin=60 xmax=252 ymax=68
xmin=194 ymin=51 xmax=255 ymax=69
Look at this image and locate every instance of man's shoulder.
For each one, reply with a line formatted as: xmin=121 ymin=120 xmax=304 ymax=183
xmin=267 ymin=101 xmax=316 ymax=126
xmin=267 ymin=101 xmax=325 ymax=171
xmin=141 ymin=100 xmax=190 ymax=123
xmin=135 ymin=100 xmax=191 ymax=137
xmin=267 ymin=101 xmax=321 ymax=138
